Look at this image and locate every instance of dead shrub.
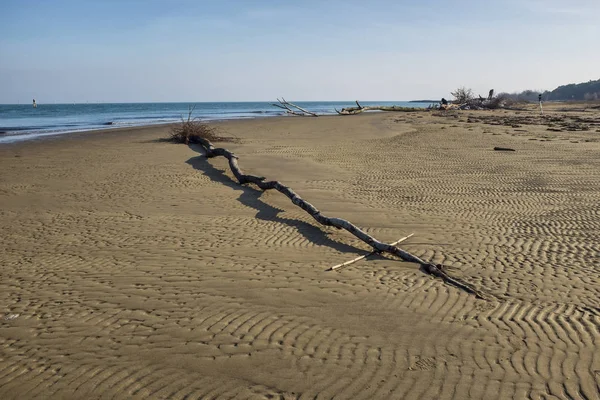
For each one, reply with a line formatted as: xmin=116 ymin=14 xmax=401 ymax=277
xmin=168 ymin=105 xmax=235 ymax=144
xmin=451 ymin=87 xmax=475 ymax=103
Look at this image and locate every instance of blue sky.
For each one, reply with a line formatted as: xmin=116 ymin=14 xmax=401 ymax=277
xmin=1 ymin=0 xmax=598 ymax=103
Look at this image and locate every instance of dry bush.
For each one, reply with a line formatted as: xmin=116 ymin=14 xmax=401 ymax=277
xmin=451 ymin=87 xmax=475 ymax=103
xmin=168 ymin=105 xmax=234 ymax=144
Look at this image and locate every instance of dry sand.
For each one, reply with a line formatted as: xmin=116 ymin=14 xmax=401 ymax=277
xmin=1 ymin=106 xmax=599 ymax=399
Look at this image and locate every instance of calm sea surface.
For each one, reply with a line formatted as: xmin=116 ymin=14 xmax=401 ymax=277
xmin=0 ymin=101 xmax=430 ymax=144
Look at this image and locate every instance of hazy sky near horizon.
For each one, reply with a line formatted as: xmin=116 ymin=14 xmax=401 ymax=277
xmin=1 ymin=0 xmax=599 ymax=103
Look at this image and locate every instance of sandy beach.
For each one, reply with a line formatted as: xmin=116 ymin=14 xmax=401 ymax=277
xmin=1 ymin=107 xmax=599 ymax=399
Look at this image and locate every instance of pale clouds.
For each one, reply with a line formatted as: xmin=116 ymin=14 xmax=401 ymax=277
xmin=518 ymin=0 xmax=600 ymax=17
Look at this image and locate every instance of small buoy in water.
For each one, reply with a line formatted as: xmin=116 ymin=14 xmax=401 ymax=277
xmin=33 ymin=99 xmax=37 ymax=108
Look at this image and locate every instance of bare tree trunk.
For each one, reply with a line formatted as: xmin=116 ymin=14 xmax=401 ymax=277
xmin=336 ymin=101 xmax=424 ymax=115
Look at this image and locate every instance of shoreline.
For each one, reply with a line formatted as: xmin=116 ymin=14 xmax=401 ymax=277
xmin=0 ymin=114 xmax=338 ymax=145
xmin=0 ymin=122 xmax=177 ymax=146
xmin=0 ymin=113 xmax=376 ymax=147
xmin=0 ymin=101 xmax=432 ymax=145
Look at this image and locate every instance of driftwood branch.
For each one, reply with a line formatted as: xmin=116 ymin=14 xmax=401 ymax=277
xmin=281 ymin=98 xmax=318 ymax=117
xmin=272 ymin=98 xmax=318 ymax=117
xmin=272 ymin=100 xmax=305 ymax=116
xmin=191 ymin=136 xmax=488 ymax=300
xmin=328 ymin=233 xmax=414 ymax=271
xmin=336 ymin=101 xmax=424 ymax=115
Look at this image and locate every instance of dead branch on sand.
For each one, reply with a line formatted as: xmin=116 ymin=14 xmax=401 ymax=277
xmin=328 ymin=233 xmax=414 ymax=271
xmin=190 ymin=135 xmax=488 ymax=300
xmin=335 ymin=100 xmax=424 ymax=115
xmin=272 ymin=98 xmax=319 ymax=117
xmin=437 ymin=88 xmax=510 ymax=110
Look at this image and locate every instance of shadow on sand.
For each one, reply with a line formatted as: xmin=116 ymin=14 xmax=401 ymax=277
xmin=186 ymin=151 xmax=388 ymax=260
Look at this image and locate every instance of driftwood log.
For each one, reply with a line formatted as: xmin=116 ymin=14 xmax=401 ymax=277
xmin=191 ymin=136 xmax=488 ymax=300
xmin=493 ymin=147 xmax=516 ymax=152
xmin=336 ymin=101 xmax=424 ymax=115
xmin=272 ymin=98 xmax=318 ymax=117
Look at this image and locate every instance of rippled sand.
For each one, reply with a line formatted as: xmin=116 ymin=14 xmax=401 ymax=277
xmin=1 ymin=107 xmax=599 ymax=399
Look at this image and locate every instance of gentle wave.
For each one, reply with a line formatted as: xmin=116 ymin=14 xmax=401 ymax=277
xmin=0 ymin=128 xmax=103 ymax=144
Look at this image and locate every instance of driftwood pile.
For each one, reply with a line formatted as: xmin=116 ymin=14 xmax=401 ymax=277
xmin=191 ymin=135 xmax=488 ymax=300
xmin=434 ymin=89 xmax=513 ymax=111
xmin=440 ymin=96 xmax=507 ymax=111
xmin=442 ymin=98 xmax=506 ymax=111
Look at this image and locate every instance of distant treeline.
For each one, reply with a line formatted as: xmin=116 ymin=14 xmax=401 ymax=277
xmin=499 ymin=78 xmax=600 ymax=102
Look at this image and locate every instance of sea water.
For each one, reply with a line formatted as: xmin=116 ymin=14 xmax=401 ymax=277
xmin=0 ymin=101 xmax=430 ymax=144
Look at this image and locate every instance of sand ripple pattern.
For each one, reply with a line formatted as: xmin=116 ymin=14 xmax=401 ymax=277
xmin=1 ymin=114 xmax=599 ymax=398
